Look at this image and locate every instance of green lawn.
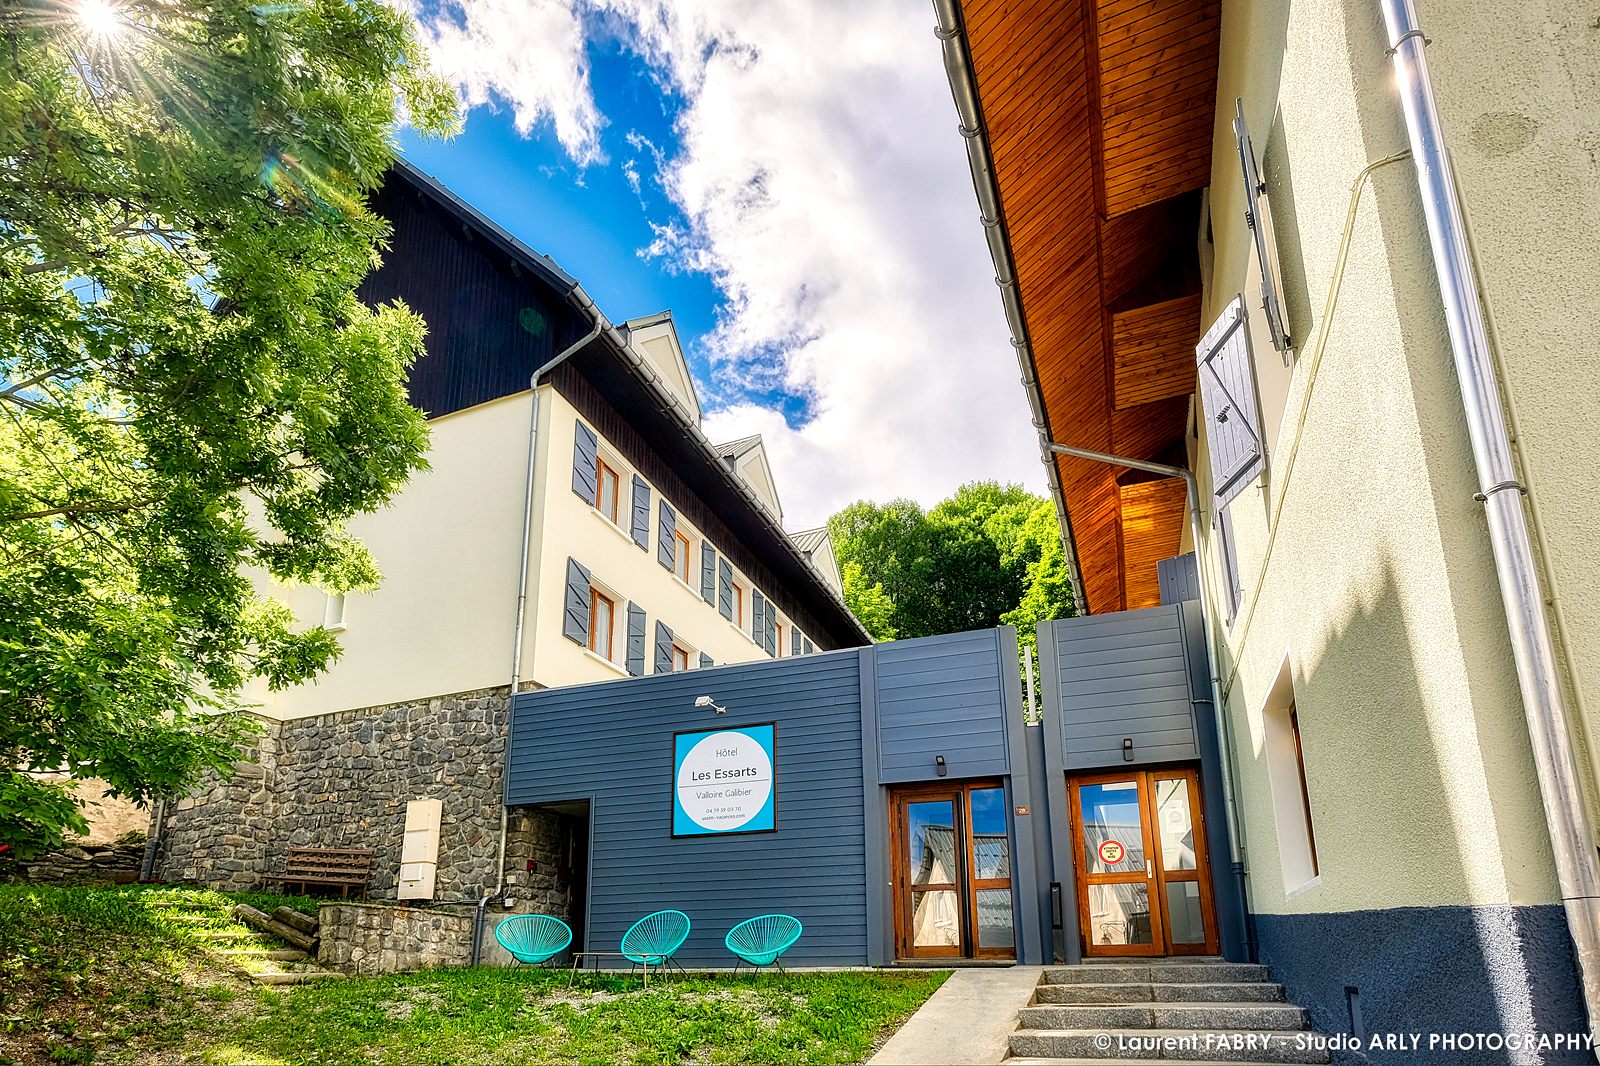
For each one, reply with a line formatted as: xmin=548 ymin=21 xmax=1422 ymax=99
xmin=0 ymin=885 xmax=946 ymax=1066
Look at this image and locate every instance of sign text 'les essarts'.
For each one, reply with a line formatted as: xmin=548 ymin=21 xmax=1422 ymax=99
xmin=672 ymin=724 xmax=777 ymax=836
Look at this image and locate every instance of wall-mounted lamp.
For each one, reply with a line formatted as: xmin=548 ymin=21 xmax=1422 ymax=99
xmin=935 ymin=754 xmax=947 ymax=777
xmin=694 ymin=695 xmax=727 ymax=715
xmin=1122 ymin=738 xmax=1134 ymax=761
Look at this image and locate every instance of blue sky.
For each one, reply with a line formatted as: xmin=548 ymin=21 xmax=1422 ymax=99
xmin=395 ymin=0 xmax=1043 ymax=528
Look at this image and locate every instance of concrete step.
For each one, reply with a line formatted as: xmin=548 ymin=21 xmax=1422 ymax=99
xmin=1037 ymin=982 xmax=1288 ymax=1005
xmin=1044 ymin=964 xmax=1269 ymax=985
xmin=1009 ymin=1030 xmax=1330 ymax=1064
xmin=1019 ymin=1004 xmax=1308 ymax=1032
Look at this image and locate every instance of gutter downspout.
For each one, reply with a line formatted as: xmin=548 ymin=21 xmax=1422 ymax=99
xmin=475 ymin=306 xmax=604 ymax=967
xmin=932 ymin=0 xmax=1089 ymax=615
xmin=140 ymin=799 xmax=166 ymax=882
xmin=1044 ymin=441 xmax=1253 ymax=959
xmin=1379 ymin=0 xmax=1600 ymax=1028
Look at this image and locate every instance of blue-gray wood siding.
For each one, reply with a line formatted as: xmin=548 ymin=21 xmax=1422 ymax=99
xmin=874 ymin=629 xmax=1011 ymax=783
xmin=1045 ymin=605 xmax=1199 ymax=769
xmin=1158 ymin=553 xmax=1201 ymax=604
xmin=507 ymin=653 xmax=867 ymax=965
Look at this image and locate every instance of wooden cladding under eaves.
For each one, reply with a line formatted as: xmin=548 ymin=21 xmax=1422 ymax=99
xmin=959 ymin=0 xmax=1221 ymax=613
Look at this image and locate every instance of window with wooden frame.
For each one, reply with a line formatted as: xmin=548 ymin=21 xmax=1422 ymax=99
xmin=1289 ymin=704 xmax=1319 ymax=878
xmin=733 ymin=583 xmax=745 ymax=628
xmin=671 ymin=644 xmax=690 ymax=672
xmin=588 ymin=588 xmax=616 ymax=660
xmin=594 ymin=458 xmax=621 ymax=524
xmin=774 ymin=620 xmax=785 ymax=656
xmin=674 ymin=530 xmax=691 ymax=583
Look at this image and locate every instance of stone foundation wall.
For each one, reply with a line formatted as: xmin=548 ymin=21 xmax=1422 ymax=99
xmin=154 ymin=687 xmax=569 ymax=923
xmin=317 ymin=902 xmax=475 ymax=974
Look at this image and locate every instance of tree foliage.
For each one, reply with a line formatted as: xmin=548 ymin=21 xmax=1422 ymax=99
xmin=0 ymin=0 xmax=458 ymax=855
xmin=828 ymin=482 xmax=1076 ymax=646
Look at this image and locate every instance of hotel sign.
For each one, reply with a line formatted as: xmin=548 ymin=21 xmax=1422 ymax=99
xmin=672 ymin=724 xmax=777 ymax=836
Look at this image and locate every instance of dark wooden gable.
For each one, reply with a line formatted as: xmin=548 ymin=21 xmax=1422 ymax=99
xmin=358 ymin=170 xmax=591 ymax=418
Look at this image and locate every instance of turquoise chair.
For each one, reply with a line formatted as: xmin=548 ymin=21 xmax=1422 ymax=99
xmin=725 ymin=914 xmax=803 ymax=974
xmin=494 ymin=914 xmax=573 ymax=966
xmin=621 ymin=909 xmax=691 ymax=980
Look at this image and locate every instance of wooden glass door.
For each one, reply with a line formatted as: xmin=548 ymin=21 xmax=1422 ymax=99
xmin=1069 ymin=767 xmax=1218 ymax=957
xmin=890 ymin=782 xmax=1015 ymax=960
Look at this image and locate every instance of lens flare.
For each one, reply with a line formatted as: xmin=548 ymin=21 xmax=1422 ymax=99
xmin=77 ymin=0 xmax=124 ymax=39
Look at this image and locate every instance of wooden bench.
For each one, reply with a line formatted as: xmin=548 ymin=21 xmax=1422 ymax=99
xmin=273 ymin=848 xmax=373 ymax=898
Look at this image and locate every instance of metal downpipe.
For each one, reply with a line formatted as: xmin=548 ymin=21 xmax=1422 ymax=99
xmin=1379 ymin=0 xmax=1600 ymax=1029
xmin=477 ymin=313 xmax=603 ymax=967
xmin=1043 ymin=442 xmax=1254 ymax=958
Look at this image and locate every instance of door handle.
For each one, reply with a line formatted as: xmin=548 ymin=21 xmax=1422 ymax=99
xmin=1146 ymin=859 xmax=1153 ymax=878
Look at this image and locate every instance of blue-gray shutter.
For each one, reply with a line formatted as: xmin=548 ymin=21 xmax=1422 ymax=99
xmin=1233 ymin=100 xmax=1292 ymax=354
xmin=802 ymin=636 xmax=814 ymax=655
xmin=657 ymin=501 xmax=677 ymax=571
xmin=699 ymin=652 xmax=714 ymax=669
xmin=571 ymin=421 xmax=598 ymax=503
xmin=791 ymin=627 xmax=802 ymax=657
xmin=752 ymin=589 xmax=765 ymax=644
xmin=625 ymin=602 xmax=646 ymax=676
xmin=717 ymin=557 xmax=734 ymax=620
xmin=654 ymin=621 xmax=673 ymax=673
xmin=1196 ymin=297 xmax=1265 ymax=508
xmin=700 ymin=545 xmax=717 ymax=604
xmin=630 ymin=476 xmax=651 ymax=550
xmin=766 ymin=604 xmax=779 ymax=656
xmin=562 ymin=558 xmax=591 ymax=645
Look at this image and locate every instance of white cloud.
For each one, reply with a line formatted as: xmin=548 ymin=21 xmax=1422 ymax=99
xmin=406 ymin=0 xmax=1046 ymax=529
xmin=397 ymin=0 xmax=606 ymax=164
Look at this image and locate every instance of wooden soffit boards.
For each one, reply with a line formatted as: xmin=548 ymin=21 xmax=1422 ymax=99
xmin=960 ymin=0 xmax=1219 ymax=614
xmin=1113 ymin=294 xmax=1203 ymax=410
xmin=1119 ymin=477 xmax=1190 ymax=611
xmin=1097 ymin=0 xmax=1223 ymax=217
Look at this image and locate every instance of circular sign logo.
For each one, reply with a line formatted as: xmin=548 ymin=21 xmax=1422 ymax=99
xmin=1098 ymin=839 xmax=1126 ymax=865
xmin=675 ymin=730 xmax=773 ymax=832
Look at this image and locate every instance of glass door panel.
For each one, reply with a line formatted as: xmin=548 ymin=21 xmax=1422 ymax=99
xmin=1149 ymin=769 xmax=1217 ymax=956
xmin=968 ymin=787 xmax=1013 ymax=956
xmin=901 ymin=798 xmax=961 ymax=958
xmin=1071 ymin=775 xmax=1160 ymax=958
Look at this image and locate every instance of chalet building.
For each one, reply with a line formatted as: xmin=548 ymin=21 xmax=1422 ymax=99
xmin=933 ymin=0 xmax=1600 ymax=1057
xmin=149 ymin=162 xmax=867 ymax=945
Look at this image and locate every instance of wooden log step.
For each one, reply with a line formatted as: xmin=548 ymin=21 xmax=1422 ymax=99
xmin=273 ymin=906 xmax=319 ymax=935
xmin=232 ymin=904 xmax=317 ymax=952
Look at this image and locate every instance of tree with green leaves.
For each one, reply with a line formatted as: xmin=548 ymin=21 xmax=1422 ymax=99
xmin=828 ymin=482 xmax=1075 ymax=646
xmin=0 ymin=0 xmax=458 ymax=856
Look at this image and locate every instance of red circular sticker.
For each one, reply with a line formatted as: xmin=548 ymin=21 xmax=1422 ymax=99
xmin=1098 ymin=839 xmax=1126 ymax=865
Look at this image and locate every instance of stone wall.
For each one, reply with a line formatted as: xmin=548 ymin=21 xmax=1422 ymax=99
xmin=154 ymin=687 xmax=569 ymax=924
xmin=2 ymin=841 xmax=145 ymax=885
xmin=317 ymin=902 xmax=475 ymax=974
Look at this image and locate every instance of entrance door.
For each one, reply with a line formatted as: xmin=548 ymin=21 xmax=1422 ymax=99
xmin=1069 ymin=768 xmax=1218 ymax=957
xmin=890 ymin=782 xmax=1015 ymax=960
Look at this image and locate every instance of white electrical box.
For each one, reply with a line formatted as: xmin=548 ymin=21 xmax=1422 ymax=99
xmin=397 ymin=798 xmax=442 ymax=900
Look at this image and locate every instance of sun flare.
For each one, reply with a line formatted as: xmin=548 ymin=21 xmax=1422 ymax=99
xmin=77 ymin=0 xmax=125 ymax=40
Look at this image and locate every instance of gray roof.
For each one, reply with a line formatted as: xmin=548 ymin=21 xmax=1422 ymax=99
xmin=791 ymin=527 xmax=830 ymax=556
xmin=714 ymin=434 xmax=764 ymax=461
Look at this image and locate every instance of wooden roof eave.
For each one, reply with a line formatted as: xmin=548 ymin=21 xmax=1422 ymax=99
xmin=933 ymin=0 xmax=1091 ymax=618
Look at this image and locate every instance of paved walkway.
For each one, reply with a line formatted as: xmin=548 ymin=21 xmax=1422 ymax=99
xmin=869 ymin=967 xmax=1043 ymax=1065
